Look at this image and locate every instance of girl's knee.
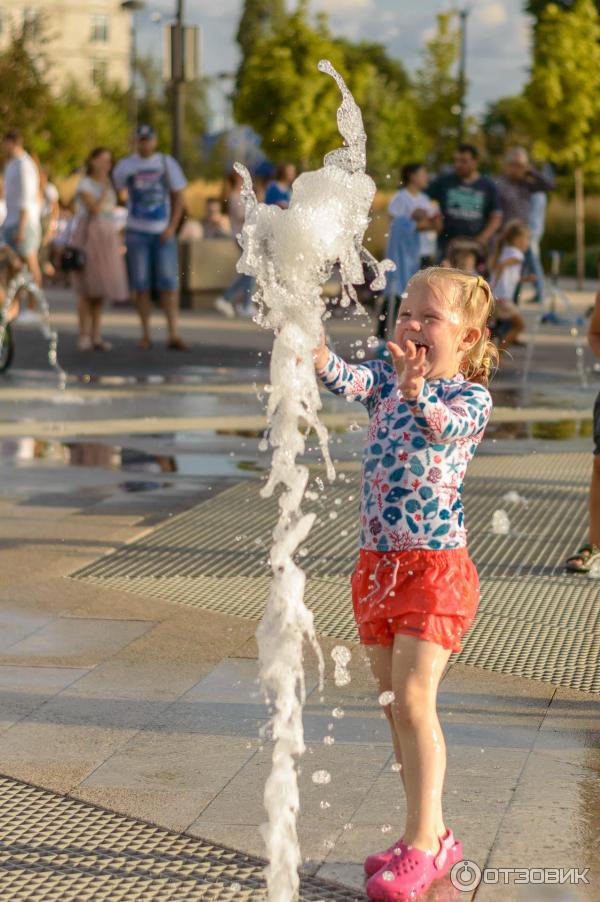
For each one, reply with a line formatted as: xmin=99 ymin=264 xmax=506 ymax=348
xmin=392 ymin=680 xmax=436 ymax=729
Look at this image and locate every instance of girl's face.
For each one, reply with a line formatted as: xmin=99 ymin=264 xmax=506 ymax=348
xmin=395 ymin=277 xmax=482 ymax=380
xmin=91 ymin=152 xmax=112 ymax=177
xmin=411 ymin=167 xmax=428 ymax=191
xmin=513 ymin=231 xmax=529 ymax=252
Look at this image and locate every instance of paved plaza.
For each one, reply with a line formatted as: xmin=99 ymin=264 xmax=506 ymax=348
xmin=0 ymin=287 xmax=597 ymax=900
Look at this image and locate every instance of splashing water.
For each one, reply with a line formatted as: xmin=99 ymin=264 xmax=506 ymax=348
xmin=501 ymin=490 xmax=528 ymax=505
xmin=491 ymin=510 xmax=510 ymax=535
xmin=588 ymin=557 xmax=600 ymax=580
xmin=1 ymin=270 xmax=65 ymax=383
xmin=234 ymin=61 xmax=393 ymax=902
xmin=331 ymin=645 xmax=351 ymax=687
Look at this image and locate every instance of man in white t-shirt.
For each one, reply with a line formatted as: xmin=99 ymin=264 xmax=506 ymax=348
xmin=1 ymin=129 xmax=42 ymax=287
xmin=113 ymin=125 xmax=189 ymax=350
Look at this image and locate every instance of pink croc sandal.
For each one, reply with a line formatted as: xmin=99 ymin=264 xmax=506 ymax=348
xmin=366 ymin=829 xmax=462 ymax=901
xmin=364 ymin=839 xmax=406 ymax=878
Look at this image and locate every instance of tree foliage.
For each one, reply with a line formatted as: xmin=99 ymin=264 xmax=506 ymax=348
xmin=525 ymin=0 xmax=600 ymax=171
xmin=526 ymin=0 xmax=600 ymax=20
xmin=413 ymin=12 xmax=461 ymax=168
xmin=236 ymin=0 xmax=285 ymax=88
xmin=481 ymin=95 xmax=536 ymax=165
xmin=0 ymin=30 xmax=53 ymax=149
xmin=234 ymin=6 xmax=427 ymax=183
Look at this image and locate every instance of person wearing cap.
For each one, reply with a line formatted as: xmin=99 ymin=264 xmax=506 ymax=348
xmin=113 ymin=125 xmax=189 ymax=350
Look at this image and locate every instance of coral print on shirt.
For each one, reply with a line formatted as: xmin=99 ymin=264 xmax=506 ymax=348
xmin=318 ymin=353 xmax=492 ymax=552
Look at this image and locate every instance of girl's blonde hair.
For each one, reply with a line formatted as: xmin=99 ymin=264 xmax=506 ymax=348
xmin=405 ymin=266 xmax=498 ymax=386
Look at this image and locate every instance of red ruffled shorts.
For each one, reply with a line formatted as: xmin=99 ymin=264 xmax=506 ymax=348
xmin=350 ymin=547 xmax=480 ymax=653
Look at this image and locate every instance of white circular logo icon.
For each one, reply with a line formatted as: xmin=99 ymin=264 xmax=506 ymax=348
xmin=451 ymin=859 xmax=482 ymax=892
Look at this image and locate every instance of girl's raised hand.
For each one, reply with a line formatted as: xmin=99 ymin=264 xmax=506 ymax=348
xmin=312 ymin=328 xmax=329 ymax=370
xmin=386 ymin=339 xmax=427 ymax=399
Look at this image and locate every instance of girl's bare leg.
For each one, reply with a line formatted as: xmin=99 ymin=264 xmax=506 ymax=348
xmin=78 ymin=295 xmax=92 ymax=341
xmin=391 ymin=634 xmax=451 ymax=852
xmin=366 ymin=644 xmax=404 ymax=783
xmin=89 ymin=298 xmax=104 ymax=345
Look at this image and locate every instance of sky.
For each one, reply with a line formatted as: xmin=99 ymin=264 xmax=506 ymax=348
xmin=137 ymin=0 xmax=533 ymax=128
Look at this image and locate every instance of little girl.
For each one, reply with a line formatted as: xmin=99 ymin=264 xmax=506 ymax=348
xmin=314 ymin=267 xmax=496 ymax=901
xmin=489 ymin=219 xmax=530 ymax=348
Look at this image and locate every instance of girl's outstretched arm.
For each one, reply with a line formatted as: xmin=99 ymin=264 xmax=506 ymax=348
xmin=386 ymin=339 xmax=491 ymax=443
xmin=405 ymin=381 xmax=492 ymax=443
xmin=315 ymin=345 xmax=383 ymax=405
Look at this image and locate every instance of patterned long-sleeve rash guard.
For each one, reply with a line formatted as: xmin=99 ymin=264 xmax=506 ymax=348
xmin=318 ymin=352 xmax=492 ymax=551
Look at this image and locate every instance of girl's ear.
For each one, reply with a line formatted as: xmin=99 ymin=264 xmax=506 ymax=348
xmin=459 ymin=325 xmax=482 ymax=353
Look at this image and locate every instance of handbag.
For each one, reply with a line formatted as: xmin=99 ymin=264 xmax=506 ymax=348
xmin=61 ymin=244 xmax=87 ymax=272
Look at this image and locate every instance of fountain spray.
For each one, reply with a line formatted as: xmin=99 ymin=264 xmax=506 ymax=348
xmin=234 ymin=61 xmax=393 ymax=901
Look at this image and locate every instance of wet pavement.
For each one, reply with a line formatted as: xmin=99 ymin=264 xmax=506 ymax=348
xmin=0 ymin=285 xmax=598 ymax=899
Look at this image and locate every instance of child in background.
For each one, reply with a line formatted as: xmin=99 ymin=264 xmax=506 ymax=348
xmin=314 ymin=267 xmax=496 ymax=901
xmin=489 ymin=219 xmax=530 ymax=347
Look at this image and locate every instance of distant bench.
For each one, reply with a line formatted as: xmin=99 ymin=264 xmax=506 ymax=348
xmin=179 ymin=237 xmax=343 ymax=310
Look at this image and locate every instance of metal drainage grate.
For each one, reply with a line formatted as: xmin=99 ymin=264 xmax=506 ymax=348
xmin=0 ymin=773 xmax=366 ymax=901
xmin=71 ymin=452 xmax=600 ymax=692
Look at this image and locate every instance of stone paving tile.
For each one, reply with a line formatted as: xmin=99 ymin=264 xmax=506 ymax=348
xmin=80 ymin=733 xmax=258 ymax=795
xmin=70 ymin=784 xmax=219 ymax=834
xmin=194 ymin=742 xmax=389 ymax=829
xmin=0 ymin=617 xmax=154 ymax=667
xmin=0 ymin=720 xmax=140 ymax=792
xmin=0 ymin=664 xmax=89 ymax=733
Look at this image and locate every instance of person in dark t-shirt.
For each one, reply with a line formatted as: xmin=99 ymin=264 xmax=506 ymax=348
xmin=428 ymin=144 xmax=502 ymax=258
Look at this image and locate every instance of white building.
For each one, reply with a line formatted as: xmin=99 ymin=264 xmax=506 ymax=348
xmin=0 ymin=1 xmax=131 ymax=91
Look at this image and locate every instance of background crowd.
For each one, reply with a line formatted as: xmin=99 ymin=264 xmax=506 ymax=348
xmin=0 ymin=123 xmax=556 ymax=357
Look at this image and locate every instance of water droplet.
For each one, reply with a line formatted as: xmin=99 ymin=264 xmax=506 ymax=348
xmin=356 ymin=349 xmax=365 ymax=359
xmin=329 ymin=511 xmax=338 ymax=520
xmin=323 ymin=735 xmax=335 ymax=745
xmin=332 ymin=707 xmax=345 ymax=718
xmin=348 ymin=421 xmax=361 ymax=432
xmin=382 ymin=870 xmax=395 ymax=882
xmin=391 ymin=762 xmax=402 ymax=772
xmin=491 ymin=509 xmax=510 ymax=535
xmin=258 ymin=439 xmax=269 ymax=452
xmin=312 ymin=769 xmax=331 ymax=785
xmin=323 ymin=838 xmax=335 ymax=850
xmin=320 ymin=800 xmax=331 ymax=809
xmin=381 ymin=824 xmax=392 ymax=833
xmin=378 ymin=691 xmax=396 ymax=706
xmin=343 ymin=822 xmax=353 ymax=831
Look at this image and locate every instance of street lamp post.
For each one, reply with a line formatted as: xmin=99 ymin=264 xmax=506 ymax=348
xmin=172 ymin=0 xmax=185 ymax=162
xmin=121 ymin=0 xmax=146 ymax=138
xmin=457 ymin=7 xmax=469 ymax=145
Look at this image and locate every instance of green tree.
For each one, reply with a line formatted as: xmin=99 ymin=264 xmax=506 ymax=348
xmin=336 ymin=39 xmax=427 ymax=181
xmin=413 ymin=12 xmax=462 ymax=168
xmin=236 ymin=0 xmax=285 ymax=88
xmin=525 ymin=0 xmax=600 ymax=283
xmin=234 ymin=5 xmax=427 ymax=182
xmin=481 ymin=95 xmax=536 ymax=166
xmin=526 ymin=0 xmax=600 ymax=21
xmin=0 ymin=28 xmax=53 ymax=150
xmin=526 ymin=0 xmax=600 ymax=170
xmin=234 ymin=7 xmax=347 ymax=169
xmin=41 ymin=81 xmax=130 ymax=174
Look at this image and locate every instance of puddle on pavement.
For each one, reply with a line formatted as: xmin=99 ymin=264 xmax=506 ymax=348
xmin=485 ymin=418 xmax=593 ymax=442
xmin=0 ymin=438 xmax=265 ymax=479
xmin=69 ymin=367 xmax=265 ymax=389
